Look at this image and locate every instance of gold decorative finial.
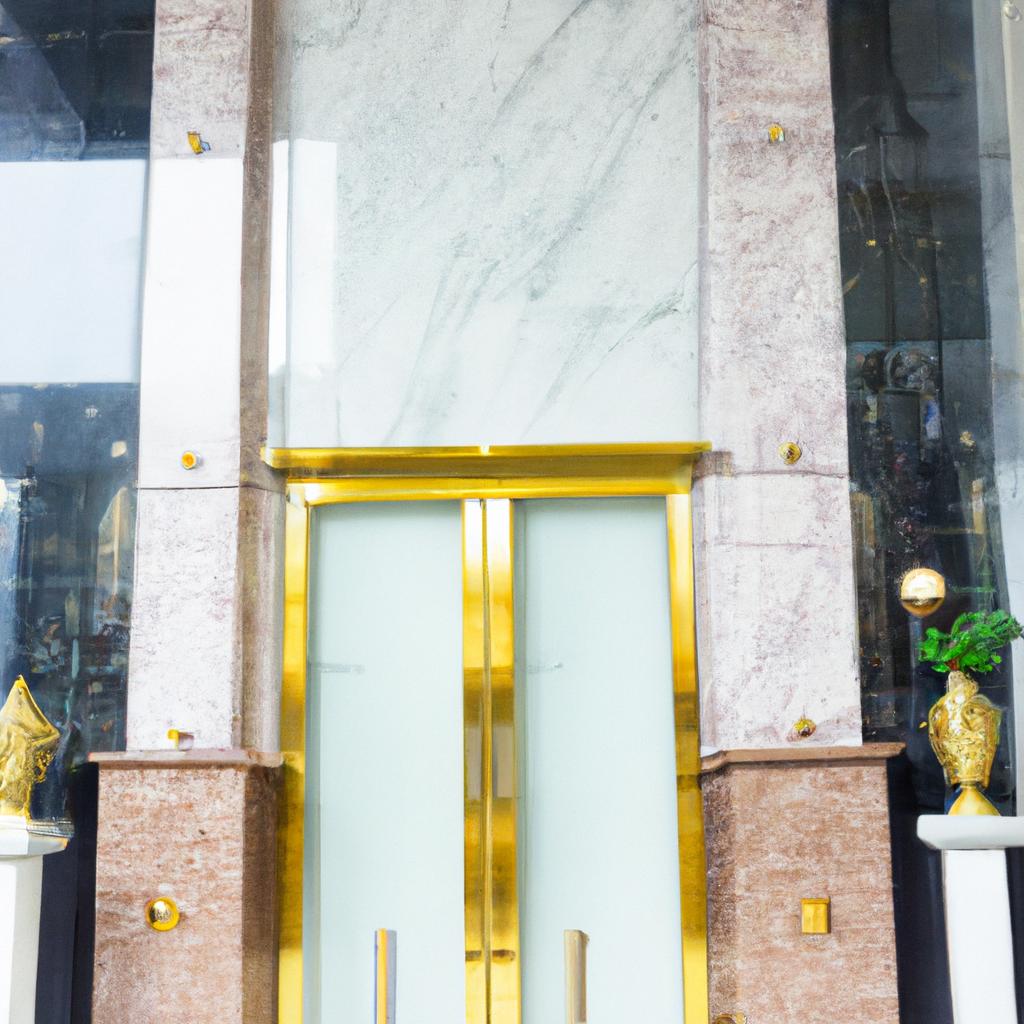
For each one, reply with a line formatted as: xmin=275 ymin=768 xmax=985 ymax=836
xmin=0 ymin=676 xmax=60 ymax=823
xmin=928 ymin=671 xmax=1002 ymax=816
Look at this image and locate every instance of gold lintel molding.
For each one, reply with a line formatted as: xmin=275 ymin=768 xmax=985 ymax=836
xmin=262 ymin=443 xmax=710 ymax=501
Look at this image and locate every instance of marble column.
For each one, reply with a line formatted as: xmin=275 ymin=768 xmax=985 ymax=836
xmin=917 ymin=815 xmax=1024 ymax=1024
xmin=695 ymin=0 xmax=861 ymax=750
xmin=90 ymin=752 xmax=281 ymax=1024
xmin=126 ymin=0 xmax=283 ymax=752
xmin=0 ymin=831 xmax=67 ymax=1024
xmin=92 ymin=2 xmax=284 ymax=1020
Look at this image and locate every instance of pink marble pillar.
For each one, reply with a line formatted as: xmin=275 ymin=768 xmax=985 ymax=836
xmin=702 ymin=745 xmax=903 ymax=1023
xmin=90 ymin=752 xmax=281 ymax=1024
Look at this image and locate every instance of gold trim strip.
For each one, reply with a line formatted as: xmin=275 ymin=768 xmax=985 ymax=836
xmin=279 ymin=493 xmax=310 ymax=1024
xmin=485 ymin=499 xmax=521 ymax=1024
xmin=291 ymin=475 xmax=697 ymax=504
xmin=464 ymin=500 xmax=487 ymax=1022
xmin=264 ymin=443 xmax=709 ymax=477
xmin=463 ymin=499 xmax=522 ymax=1023
xmin=667 ymin=493 xmax=709 ymax=1023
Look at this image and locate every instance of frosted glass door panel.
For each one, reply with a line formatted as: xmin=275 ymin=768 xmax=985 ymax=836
xmin=517 ymin=498 xmax=684 ymax=1023
xmin=307 ymin=502 xmax=465 ymax=1023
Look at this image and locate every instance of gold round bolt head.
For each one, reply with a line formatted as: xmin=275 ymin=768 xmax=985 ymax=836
xmin=145 ymin=897 xmax=180 ymax=931
xmin=793 ymin=717 xmax=817 ymax=739
xmin=778 ymin=441 xmax=802 ymax=465
xmin=180 ymin=450 xmax=200 ymax=470
xmin=899 ymin=567 xmax=946 ymax=618
xmin=767 ymin=123 xmax=785 ymax=143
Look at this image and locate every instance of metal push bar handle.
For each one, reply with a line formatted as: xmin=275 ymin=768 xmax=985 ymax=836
xmin=564 ymin=929 xmax=588 ymax=1024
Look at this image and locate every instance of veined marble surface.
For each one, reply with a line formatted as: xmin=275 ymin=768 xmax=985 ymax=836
xmin=273 ymin=0 xmax=699 ymax=446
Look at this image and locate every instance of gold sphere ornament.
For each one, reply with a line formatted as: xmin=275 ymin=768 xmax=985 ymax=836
xmin=145 ymin=897 xmax=181 ymax=931
xmin=899 ymin=567 xmax=946 ymax=618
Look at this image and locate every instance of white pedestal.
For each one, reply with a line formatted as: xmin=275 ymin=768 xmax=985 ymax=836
xmin=918 ymin=815 xmax=1024 ymax=1024
xmin=0 ymin=828 xmax=67 ymax=1024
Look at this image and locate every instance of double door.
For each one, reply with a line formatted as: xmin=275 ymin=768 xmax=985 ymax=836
xmin=277 ymin=456 xmax=707 ymax=1024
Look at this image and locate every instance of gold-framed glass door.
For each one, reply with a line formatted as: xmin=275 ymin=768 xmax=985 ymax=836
xmin=273 ymin=445 xmax=709 ymax=1024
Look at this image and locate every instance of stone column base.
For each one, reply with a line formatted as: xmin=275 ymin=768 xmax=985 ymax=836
xmin=701 ymin=744 xmax=904 ymax=1023
xmin=90 ymin=751 xmax=281 ymax=1024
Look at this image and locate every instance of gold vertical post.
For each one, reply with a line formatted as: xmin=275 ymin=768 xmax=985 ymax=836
xmin=279 ymin=490 xmax=310 ymax=1024
xmin=464 ymin=500 xmax=487 ymax=1022
xmin=375 ymin=929 xmax=397 ymax=1024
xmin=464 ymin=498 xmax=521 ymax=1024
xmin=666 ymin=493 xmax=709 ymax=1023
xmin=485 ymin=499 xmax=521 ymax=1024
xmin=564 ymin=930 xmax=588 ymax=1024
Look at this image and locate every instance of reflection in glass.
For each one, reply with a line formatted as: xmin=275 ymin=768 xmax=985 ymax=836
xmin=829 ymin=2 xmax=1024 ymax=1019
xmin=831 ymin=0 xmax=1022 ymax=805
xmin=0 ymin=386 xmax=138 ymax=834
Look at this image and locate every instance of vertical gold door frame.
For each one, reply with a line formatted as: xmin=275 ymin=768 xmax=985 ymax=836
xmin=667 ymin=494 xmax=709 ymax=1022
xmin=279 ymin=492 xmax=310 ymax=1024
xmin=464 ymin=499 xmax=520 ymax=1024
xmin=269 ymin=444 xmax=710 ymax=1024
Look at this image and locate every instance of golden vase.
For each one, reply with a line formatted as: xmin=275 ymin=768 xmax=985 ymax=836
xmin=927 ymin=670 xmax=1002 ymax=816
xmin=0 ymin=676 xmax=60 ymax=824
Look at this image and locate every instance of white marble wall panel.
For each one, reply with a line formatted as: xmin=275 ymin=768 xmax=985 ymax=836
xmin=274 ymin=0 xmax=700 ymax=446
xmin=138 ymin=158 xmax=246 ymax=490
xmin=150 ymin=0 xmax=254 ymax=159
xmin=127 ymin=485 xmax=285 ymax=750
xmin=128 ymin=487 xmax=242 ymax=749
xmin=695 ymin=473 xmax=861 ymax=750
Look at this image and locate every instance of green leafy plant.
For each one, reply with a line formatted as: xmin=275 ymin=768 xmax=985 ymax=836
xmin=919 ymin=610 xmax=1023 ymax=675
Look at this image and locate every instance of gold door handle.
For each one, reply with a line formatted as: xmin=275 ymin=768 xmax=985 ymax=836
xmin=375 ymin=929 xmax=396 ymax=1024
xmin=564 ymin=929 xmax=588 ymax=1023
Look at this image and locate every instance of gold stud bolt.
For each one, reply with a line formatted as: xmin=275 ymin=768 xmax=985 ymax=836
xmin=145 ymin=897 xmax=181 ymax=931
xmin=793 ymin=716 xmax=817 ymax=739
xmin=778 ymin=441 xmax=802 ymax=465
xmin=767 ymin=123 xmax=785 ymax=143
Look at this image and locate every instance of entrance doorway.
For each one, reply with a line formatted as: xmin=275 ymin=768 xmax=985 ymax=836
xmin=270 ymin=446 xmax=708 ymax=1024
